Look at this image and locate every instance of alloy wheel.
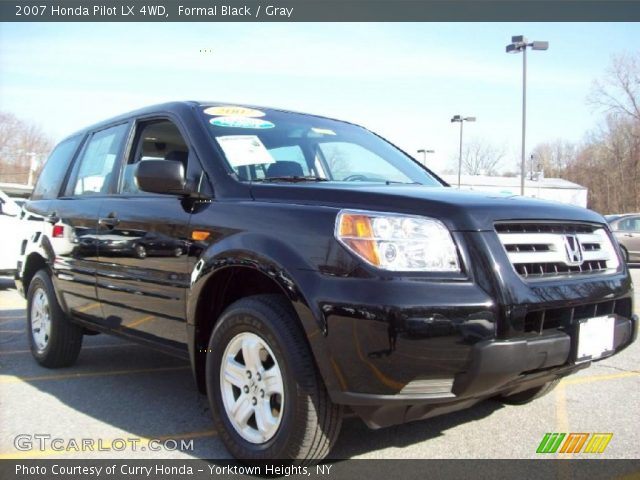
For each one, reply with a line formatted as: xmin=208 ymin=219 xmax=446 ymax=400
xmin=219 ymin=332 xmax=285 ymax=444
xmin=31 ymin=287 xmax=51 ymax=352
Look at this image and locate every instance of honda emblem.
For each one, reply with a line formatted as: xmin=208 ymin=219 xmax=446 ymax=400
xmin=563 ymin=235 xmax=584 ymax=266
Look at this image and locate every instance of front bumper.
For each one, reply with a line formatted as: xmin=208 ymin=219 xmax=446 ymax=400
xmin=454 ymin=312 xmax=637 ymax=397
xmin=334 ymin=313 xmax=636 ymax=428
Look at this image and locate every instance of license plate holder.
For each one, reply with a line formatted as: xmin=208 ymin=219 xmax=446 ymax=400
xmin=575 ymin=315 xmax=615 ymax=363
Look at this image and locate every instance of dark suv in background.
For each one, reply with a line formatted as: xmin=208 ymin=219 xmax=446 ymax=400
xmin=16 ymin=102 xmax=637 ymax=462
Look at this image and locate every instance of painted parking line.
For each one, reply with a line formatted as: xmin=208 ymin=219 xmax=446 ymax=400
xmin=561 ymin=371 xmax=640 ymax=386
xmin=0 ymin=329 xmax=24 ymax=334
xmin=76 ymin=302 xmax=101 ymax=313
xmin=0 ymin=320 xmax=25 ymax=326
xmin=124 ymin=315 xmax=155 ymax=328
xmin=0 ymin=315 xmax=26 ymax=321
xmin=554 ymin=370 xmax=639 ymax=459
xmin=0 ymin=303 xmax=27 ymax=309
xmin=0 ymin=429 xmax=218 ymax=459
xmin=0 ymin=343 xmax=138 ymax=355
xmin=0 ymin=365 xmax=190 ymax=384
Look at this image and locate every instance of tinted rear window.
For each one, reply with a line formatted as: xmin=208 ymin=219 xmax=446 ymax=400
xmin=32 ymin=136 xmax=82 ymax=200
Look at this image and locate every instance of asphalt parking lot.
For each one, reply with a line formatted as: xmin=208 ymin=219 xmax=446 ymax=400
xmin=0 ymin=270 xmax=638 ymax=460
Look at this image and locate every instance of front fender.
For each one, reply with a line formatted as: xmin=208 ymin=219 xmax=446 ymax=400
xmin=186 ymin=232 xmax=343 ymax=395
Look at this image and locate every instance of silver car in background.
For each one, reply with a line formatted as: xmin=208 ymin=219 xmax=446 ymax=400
xmin=606 ymin=213 xmax=640 ymax=263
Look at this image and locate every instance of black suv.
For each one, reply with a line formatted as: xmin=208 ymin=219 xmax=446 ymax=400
xmin=16 ymin=102 xmax=637 ymax=462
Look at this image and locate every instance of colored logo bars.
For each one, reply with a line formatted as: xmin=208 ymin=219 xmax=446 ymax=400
xmin=537 ymin=433 xmax=613 ymax=454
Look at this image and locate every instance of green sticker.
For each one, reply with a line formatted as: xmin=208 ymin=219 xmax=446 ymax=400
xmin=210 ymin=117 xmax=274 ymax=129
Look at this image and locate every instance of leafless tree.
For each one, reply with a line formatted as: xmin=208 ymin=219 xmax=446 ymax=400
xmin=578 ymin=53 xmax=640 ymax=213
xmin=527 ymin=53 xmax=640 ymax=214
xmin=531 ymin=139 xmax=577 ymax=178
xmin=459 ymin=139 xmax=505 ymax=176
xmin=588 ymin=52 xmax=640 ymax=122
xmin=0 ymin=111 xmax=53 ymax=185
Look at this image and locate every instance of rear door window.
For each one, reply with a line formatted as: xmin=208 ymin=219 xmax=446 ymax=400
xmin=67 ymin=123 xmax=129 ymax=196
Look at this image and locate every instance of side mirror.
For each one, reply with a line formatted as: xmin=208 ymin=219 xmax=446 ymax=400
xmin=135 ymin=160 xmax=188 ymax=195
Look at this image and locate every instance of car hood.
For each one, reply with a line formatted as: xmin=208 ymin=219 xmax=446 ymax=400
xmin=249 ymin=183 xmax=604 ymax=231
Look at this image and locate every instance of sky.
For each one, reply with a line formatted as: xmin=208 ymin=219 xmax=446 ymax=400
xmin=0 ymin=22 xmax=638 ymax=173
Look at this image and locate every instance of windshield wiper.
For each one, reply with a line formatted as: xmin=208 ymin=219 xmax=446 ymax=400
xmin=384 ymin=180 xmax=421 ymax=185
xmin=256 ymin=176 xmax=328 ymax=183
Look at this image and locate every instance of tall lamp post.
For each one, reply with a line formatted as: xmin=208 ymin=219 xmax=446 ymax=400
xmin=506 ymin=35 xmax=548 ymax=195
xmin=451 ymin=115 xmax=475 ymax=188
xmin=417 ymin=148 xmax=434 ymax=166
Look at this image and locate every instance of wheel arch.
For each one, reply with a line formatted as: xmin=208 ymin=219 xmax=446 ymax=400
xmin=620 ymin=244 xmax=630 ymax=262
xmin=186 ymin=237 xmax=336 ymax=395
xmin=22 ymin=251 xmax=50 ymax=296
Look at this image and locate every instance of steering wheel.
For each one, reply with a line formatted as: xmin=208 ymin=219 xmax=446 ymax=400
xmin=343 ymin=174 xmax=369 ymax=182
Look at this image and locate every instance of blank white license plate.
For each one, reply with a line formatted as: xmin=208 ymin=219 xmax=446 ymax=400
xmin=576 ymin=315 xmax=615 ymax=362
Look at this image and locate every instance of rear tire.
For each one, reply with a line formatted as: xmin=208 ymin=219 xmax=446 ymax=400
xmin=206 ymin=294 xmax=342 ymax=463
xmin=27 ymin=270 xmax=83 ymax=368
xmin=498 ymin=379 xmax=560 ymax=405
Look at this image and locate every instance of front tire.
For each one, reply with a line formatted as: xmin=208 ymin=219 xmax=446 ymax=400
xmin=206 ymin=295 xmax=342 ymax=463
xmin=27 ymin=270 xmax=83 ymax=368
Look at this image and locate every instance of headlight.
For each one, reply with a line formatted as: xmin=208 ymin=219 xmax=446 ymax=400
xmin=335 ymin=210 xmax=460 ymax=272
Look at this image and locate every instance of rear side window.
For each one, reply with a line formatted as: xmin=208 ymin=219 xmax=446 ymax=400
xmin=68 ymin=123 xmax=128 ymax=196
xmin=31 ymin=136 xmax=81 ymax=200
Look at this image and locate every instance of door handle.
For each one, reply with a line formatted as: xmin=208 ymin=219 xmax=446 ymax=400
xmin=99 ymin=214 xmax=119 ymax=228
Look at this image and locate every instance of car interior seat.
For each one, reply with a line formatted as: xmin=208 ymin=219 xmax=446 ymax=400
xmin=266 ymin=161 xmax=304 ymax=178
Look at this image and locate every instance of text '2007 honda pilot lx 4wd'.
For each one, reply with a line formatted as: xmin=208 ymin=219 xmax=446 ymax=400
xmin=17 ymin=102 xmax=637 ymax=462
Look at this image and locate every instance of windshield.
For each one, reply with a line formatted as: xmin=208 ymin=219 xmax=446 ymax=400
xmin=201 ymin=105 xmax=443 ymax=186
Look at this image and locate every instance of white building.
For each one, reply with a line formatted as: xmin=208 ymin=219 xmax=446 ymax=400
xmin=439 ymin=174 xmax=588 ymax=208
xmin=0 ymin=182 xmax=33 ymax=198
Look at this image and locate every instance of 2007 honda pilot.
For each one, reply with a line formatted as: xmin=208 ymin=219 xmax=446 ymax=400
xmin=16 ymin=102 xmax=637 ymax=462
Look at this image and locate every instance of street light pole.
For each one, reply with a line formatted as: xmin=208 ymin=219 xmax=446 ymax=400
xmin=27 ymin=152 xmax=38 ymax=186
xmin=506 ymin=35 xmax=548 ymax=196
xmin=521 ymin=45 xmax=526 ymax=196
xmin=451 ymin=115 xmax=476 ymax=188
xmin=417 ymin=148 xmax=435 ymax=166
xmin=458 ymin=121 xmax=464 ymax=188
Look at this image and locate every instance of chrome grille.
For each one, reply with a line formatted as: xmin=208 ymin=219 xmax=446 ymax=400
xmin=496 ymin=222 xmax=620 ymax=278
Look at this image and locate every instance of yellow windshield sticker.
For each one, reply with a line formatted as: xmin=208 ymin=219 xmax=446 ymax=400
xmin=311 ymin=127 xmax=336 ymax=136
xmin=203 ymin=106 xmax=265 ymax=117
